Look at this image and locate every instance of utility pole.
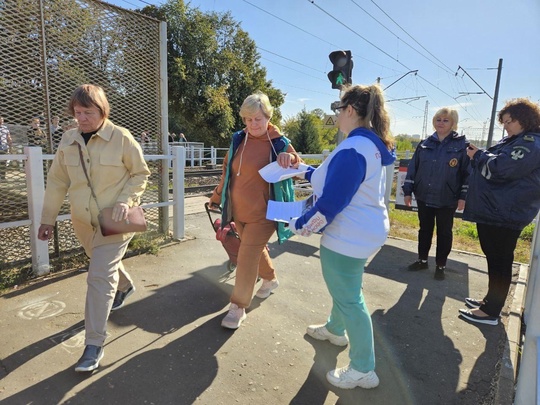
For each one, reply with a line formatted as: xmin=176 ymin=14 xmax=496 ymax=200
xmin=422 ymin=100 xmax=429 ymax=139
xmin=486 ymin=58 xmax=503 ymax=148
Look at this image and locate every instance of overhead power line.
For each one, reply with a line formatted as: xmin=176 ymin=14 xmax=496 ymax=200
xmin=308 ymin=0 xmax=485 ymax=123
xmin=349 ymin=0 xmax=454 ymax=75
xmin=307 ymin=0 xmax=413 ymax=72
xmin=241 ymin=0 xmax=341 ymax=49
xmin=456 ymin=65 xmax=493 ymax=99
xmin=369 ymin=0 xmax=455 ymax=74
xmin=257 ymin=46 xmax=325 ymax=73
xmin=260 ymin=57 xmax=327 ymax=82
xmin=241 ymin=0 xmax=400 ymax=73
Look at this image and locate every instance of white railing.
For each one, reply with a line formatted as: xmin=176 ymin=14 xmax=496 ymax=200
xmin=1 ymin=146 xmax=187 ymax=277
xmin=166 ymin=143 xmax=228 ymax=168
xmin=514 ymin=212 xmax=540 ymax=404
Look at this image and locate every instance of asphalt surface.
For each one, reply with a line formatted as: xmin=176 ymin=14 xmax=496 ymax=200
xmin=0 ymin=197 xmax=523 ymax=404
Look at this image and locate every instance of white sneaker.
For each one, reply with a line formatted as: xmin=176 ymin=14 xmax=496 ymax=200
xmin=221 ymin=303 xmax=246 ymax=329
xmin=306 ymin=324 xmax=348 ymax=346
xmin=255 ymin=278 xmax=279 ymax=299
xmin=327 ymin=365 xmax=379 ymax=389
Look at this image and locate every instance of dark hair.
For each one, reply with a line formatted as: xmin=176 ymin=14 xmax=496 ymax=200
xmin=68 ymin=84 xmax=110 ymax=119
xmin=498 ymin=98 xmax=540 ymax=133
xmin=340 ymin=84 xmax=393 ymax=149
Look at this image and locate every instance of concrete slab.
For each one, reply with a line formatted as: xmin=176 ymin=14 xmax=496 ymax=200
xmin=0 ymin=203 xmax=521 ymax=404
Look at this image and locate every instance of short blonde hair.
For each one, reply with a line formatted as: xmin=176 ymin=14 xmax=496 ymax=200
xmin=432 ymin=107 xmax=459 ymax=131
xmin=68 ymin=84 xmax=110 ymax=119
xmin=239 ymin=92 xmax=274 ymax=121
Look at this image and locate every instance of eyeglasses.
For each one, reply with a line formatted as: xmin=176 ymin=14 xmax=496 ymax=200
xmin=333 ymin=105 xmax=347 ymax=115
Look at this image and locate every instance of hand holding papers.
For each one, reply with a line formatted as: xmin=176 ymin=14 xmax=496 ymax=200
xmin=258 ymin=161 xmax=310 ymax=183
xmin=266 ymin=195 xmax=315 ymax=223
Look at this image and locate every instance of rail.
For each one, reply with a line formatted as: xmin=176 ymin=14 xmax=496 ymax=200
xmin=1 ymin=146 xmax=188 ymax=276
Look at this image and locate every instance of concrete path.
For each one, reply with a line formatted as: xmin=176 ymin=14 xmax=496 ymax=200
xmin=0 ymin=198 xmax=522 ymax=404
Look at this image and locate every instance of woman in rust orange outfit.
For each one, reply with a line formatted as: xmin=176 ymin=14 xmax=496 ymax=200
xmin=210 ymin=91 xmax=301 ymax=329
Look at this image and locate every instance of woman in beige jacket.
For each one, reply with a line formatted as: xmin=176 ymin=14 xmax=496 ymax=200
xmin=38 ymin=84 xmax=150 ymax=373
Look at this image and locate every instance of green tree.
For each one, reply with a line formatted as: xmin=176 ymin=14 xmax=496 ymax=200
xmin=395 ymin=134 xmax=413 ymax=152
xmin=284 ymin=109 xmax=321 ymax=154
xmin=141 ymin=0 xmax=284 ymax=147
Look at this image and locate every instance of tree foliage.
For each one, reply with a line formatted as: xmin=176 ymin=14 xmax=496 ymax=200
xmin=140 ymin=0 xmax=285 ymax=147
xmin=283 ymin=109 xmax=323 ymax=154
xmin=394 ymin=134 xmax=414 ymax=152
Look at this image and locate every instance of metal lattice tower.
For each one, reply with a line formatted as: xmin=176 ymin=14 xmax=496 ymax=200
xmin=421 ymin=100 xmax=429 ymax=139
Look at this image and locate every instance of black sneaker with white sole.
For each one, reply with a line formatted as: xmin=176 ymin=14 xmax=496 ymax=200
xmin=111 ymin=286 xmax=135 ymax=312
xmin=458 ymin=309 xmax=498 ymax=325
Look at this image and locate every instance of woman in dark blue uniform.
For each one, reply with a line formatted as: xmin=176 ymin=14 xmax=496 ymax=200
xmin=459 ymin=98 xmax=540 ymax=325
xmin=402 ymin=108 xmax=470 ymax=280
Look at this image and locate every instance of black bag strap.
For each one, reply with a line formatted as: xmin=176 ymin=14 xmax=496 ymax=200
xmin=77 ymin=143 xmax=102 ymax=212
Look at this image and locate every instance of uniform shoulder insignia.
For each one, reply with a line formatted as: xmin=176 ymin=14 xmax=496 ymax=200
xmin=524 ymin=135 xmax=535 ymax=142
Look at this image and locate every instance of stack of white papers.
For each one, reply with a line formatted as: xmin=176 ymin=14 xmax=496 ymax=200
xmin=266 ymin=194 xmax=315 ymax=223
xmin=258 ymin=161 xmax=310 ymax=183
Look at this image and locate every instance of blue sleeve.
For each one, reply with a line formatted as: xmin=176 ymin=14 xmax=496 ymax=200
xmin=305 ymin=166 xmax=316 ymax=182
xmin=294 ymin=148 xmax=366 ymax=230
xmin=474 ymin=137 xmax=540 ymax=182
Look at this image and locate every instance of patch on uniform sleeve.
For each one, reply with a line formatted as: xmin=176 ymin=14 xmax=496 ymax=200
xmin=524 ymin=135 xmax=535 ymax=142
xmin=511 ymin=146 xmax=529 ymax=160
xmin=448 ymin=158 xmax=458 ymax=167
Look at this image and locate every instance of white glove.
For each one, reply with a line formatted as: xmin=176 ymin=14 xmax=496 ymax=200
xmin=289 ymin=217 xmax=312 ymax=237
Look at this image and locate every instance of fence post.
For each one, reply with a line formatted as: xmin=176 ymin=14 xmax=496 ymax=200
xmin=322 ymin=149 xmax=330 ymax=161
xmin=25 ymin=146 xmax=50 ymax=276
xmin=211 ymin=146 xmax=217 ymax=166
xmin=384 ymin=164 xmax=394 ymax=210
xmin=171 ymin=146 xmax=185 ymax=239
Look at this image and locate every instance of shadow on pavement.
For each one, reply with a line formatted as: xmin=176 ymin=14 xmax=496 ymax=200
xmin=1 ymin=265 xmax=235 ymax=404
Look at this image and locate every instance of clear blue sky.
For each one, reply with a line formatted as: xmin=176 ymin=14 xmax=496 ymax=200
xmin=106 ymin=0 xmax=540 ymax=141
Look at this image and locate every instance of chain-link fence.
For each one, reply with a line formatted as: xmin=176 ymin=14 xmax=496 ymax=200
xmin=0 ymin=0 xmax=167 ymax=279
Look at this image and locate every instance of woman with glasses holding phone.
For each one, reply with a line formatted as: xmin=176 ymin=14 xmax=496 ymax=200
xmin=289 ymin=84 xmax=395 ymax=389
xmin=402 ymin=108 xmax=470 ymax=280
xmin=459 ymin=98 xmax=540 ymax=325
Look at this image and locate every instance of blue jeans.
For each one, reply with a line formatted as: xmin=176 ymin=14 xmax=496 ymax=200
xmin=320 ymin=245 xmax=375 ymax=372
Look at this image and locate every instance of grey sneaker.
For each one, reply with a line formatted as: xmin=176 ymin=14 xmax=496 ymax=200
xmin=306 ymin=324 xmax=348 ymax=346
xmin=255 ymin=278 xmax=279 ymax=299
xmin=221 ymin=303 xmax=246 ymax=329
xmin=111 ymin=286 xmax=135 ymax=312
xmin=327 ymin=365 xmax=379 ymax=389
xmin=74 ymin=345 xmax=104 ymax=373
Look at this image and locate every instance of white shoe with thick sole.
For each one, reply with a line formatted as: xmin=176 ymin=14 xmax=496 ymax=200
xmin=306 ymin=324 xmax=348 ymax=346
xmin=221 ymin=303 xmax=247 ymax=329
xmin=255 ymin=279 xmax=279 ymax=299
xmin=327 ymin=365 xmax=379 ymax=389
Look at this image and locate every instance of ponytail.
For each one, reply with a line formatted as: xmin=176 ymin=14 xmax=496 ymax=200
xmin=341 ymin=84 xmax=393 ymax=150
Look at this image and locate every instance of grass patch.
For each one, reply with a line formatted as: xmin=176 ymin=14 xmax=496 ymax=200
xmin=388 ymin=206 xmax=533 ymax=264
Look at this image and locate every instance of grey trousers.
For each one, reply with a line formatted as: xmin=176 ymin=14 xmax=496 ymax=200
xmin=85 ymin=239 xmax=133 ymax=346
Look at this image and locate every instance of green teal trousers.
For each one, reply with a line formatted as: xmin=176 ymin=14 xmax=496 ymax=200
xmin=321 ymin=245 xmax=375 ymax=372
